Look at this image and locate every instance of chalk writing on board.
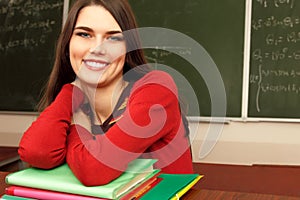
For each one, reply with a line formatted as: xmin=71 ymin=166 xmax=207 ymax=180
xmin=0 ymin=1 xmax=63 ymax=17
xmin=144 ymin=46 xmax=192 ymax=64
xmin=252 ymin=16 xmax=300 ymax=31
xmin=250 ymin=67 xmax=300 ymax=92
xmin=0 ymin=0 xmax=63 ymax=52
xmin=264 ymin=32 xmax=300 ymax=45
xmin=250 ymin=0 xmax=300 ymax=114
xmin=0 ymin=19 xmax=56 ymax=33
xmin=252 ymin=48 xmax=300 ymax=61
xmin=256 ymin=0 xmax=295 ymax=8
xmin=0 ymin=0 xmax=63 ymax=111
xmin=0 ymin=35 xmax=46 ymax=51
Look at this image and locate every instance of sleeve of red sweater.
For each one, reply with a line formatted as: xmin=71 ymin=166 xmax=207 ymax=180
xmin=66 ymin=71 xmax=184 ymax=186
xmin=18 ymin=84 xmax=84 ymax=169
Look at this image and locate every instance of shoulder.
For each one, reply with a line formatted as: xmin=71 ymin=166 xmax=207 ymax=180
xmin=140 ymin=70 xmax=174 ymax=82
xmin=132 ymin=70 xmax=177 ymax=94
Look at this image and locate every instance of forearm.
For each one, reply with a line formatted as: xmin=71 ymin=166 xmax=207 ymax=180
xmin=18 ymin=84 xmax=84 ymax=169
xmin=66 ymin=125 xmax=123 ymax=186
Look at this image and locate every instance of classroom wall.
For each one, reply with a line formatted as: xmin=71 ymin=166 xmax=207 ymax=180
xmin=1 ymin=113 xmax=300 ymax=166
xmin=189 ymin=121 xmax=300 ymax=165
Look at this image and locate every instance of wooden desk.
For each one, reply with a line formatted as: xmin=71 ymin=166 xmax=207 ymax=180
xmin=1 ymin=171 xmax=300 ymax=200
xmin=0 ymin=171 xmax=10 ymax=197
xmin=181 ymin=189 xmax=300 ymax=200
xmin=0 ymin=147 xmax=19 ymax=168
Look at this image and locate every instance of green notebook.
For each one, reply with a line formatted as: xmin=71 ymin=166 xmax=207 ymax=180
xmin=140 ymin=173 xmax=202 ymax=200
xmin=6 ymin=159 xmax=160 ymax=199
xmin=0 ymin=195 xmax=34 ymax=200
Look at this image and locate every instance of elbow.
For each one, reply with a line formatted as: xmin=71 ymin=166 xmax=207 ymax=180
xmin=70 ymin=164 xmax=122 ymax=186
xmin=18 ymin=146 xmax=66 ymax=169
xmin=78 ymin=174 xmax=117 ymax=186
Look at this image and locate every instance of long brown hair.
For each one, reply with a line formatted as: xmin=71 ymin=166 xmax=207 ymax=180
xmin=37 ymin=0 xmax=149 ymax=111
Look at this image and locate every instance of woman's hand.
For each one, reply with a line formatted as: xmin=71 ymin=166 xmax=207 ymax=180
xmin=71 ymin=78 xmax=96 ymax=105
xmin=71 ymin=78 xmax=94 ymax=132
xmin=71 ymin=108 xmax=92 ymax=132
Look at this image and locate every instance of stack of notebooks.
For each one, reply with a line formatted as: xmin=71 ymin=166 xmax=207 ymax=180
xmin=1 ymin=159 xmax=202 ymax=200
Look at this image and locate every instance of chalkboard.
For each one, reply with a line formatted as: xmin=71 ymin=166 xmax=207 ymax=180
xmin=0 ymin=0 xmax=63 ymax=111
xmin=249 ymin=0 xmax=300 ymax=118
xmin=129 ymin=0 xmax=245 ymax=117
xmin=3 ymin=0 xmax=299 ymax=120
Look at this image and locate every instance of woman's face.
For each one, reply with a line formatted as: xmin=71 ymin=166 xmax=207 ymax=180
xmin=69 ymin=5 xmax=126 ymax=87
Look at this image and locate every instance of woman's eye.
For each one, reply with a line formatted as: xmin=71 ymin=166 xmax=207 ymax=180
xmin=75 ymin=32 xmax=91 ymax=38
xmin=107 ymin=35 xmax=124 ymax=42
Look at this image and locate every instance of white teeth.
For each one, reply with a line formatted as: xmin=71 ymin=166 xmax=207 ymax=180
xmin=85 ymin=61 xmax=108 ymax=68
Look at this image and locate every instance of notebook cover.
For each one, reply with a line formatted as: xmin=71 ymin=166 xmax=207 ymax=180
xmin=119 ymin=172 xmax=161 ymax=200
xmin=170 ymin=175 xmax=203 ymax=200
xmin=133 ymin=177 xmax=162 ymax=200
xmin=5 ymin=186 xmax=106 ymax=200
xmin=139 ymin=174 xmax=202 ymax=200
xmin=0 ymin=194 xmax=34 ymax=200
xmin=5 ymin=159 xmax=159 ymax=199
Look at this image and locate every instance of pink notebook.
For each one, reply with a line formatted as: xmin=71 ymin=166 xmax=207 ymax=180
xmin=6 ymin=186 xmax=107 ymax=200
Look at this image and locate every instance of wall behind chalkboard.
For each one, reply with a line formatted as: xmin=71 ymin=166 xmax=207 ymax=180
xmin=1 ymin=0 xmax=300 ymax=120
xmin=0 ymin=0 xmax=63 ymax=111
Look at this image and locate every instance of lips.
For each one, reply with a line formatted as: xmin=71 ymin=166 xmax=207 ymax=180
xmin=83 ymin=59 xmax=110 ymax=71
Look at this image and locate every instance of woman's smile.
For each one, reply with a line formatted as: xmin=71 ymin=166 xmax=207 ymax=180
xmin=83 ymin=59 xmax=110 ymax=71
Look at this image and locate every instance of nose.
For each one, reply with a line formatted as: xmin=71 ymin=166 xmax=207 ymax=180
xmin=89 ymin=39 xmax=106 ymax=54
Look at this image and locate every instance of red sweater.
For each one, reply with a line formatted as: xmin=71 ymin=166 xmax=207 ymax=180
xmin=19 ymin=70 xmax=193 ymax=186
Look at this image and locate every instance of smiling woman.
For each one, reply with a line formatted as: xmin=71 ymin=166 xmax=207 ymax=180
xmin=69 ymin=6 xmax=126 ymax=89
xmin=18 ymin=0 xmax=193 ymax=186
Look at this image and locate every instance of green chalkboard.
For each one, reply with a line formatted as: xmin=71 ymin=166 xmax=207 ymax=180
xmin=249 ymin=0 xmax=300 ymax=118
xmin=1 ymin=0 xmax=246 ymax=116
xmin=0 ymin=0 xmax=63 ymax=111
xmin=129 ymin=0 xmax=245 ymax=117
xmin=2 ymin=0 xmax=299 ymax=119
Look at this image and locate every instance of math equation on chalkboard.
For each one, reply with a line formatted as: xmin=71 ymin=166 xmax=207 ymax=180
xmin=0 ymin=0 xmax=63 ymax=111
xmin=249 ymin=0 xmax=300 ymax=118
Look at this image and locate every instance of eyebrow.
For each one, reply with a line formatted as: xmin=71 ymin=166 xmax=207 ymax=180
xmin=74 ymin=26 xmax=122 ymax=34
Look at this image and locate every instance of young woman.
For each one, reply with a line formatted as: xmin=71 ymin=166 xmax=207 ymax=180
xmin=18 ymin=0 xmax=193 ymax=186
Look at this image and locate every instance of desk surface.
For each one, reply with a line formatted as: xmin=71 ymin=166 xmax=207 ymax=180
xmin=1 ymin=171 xmax=299 ymax=200
xmin=0 ymin=147 xmax=19 ymax=168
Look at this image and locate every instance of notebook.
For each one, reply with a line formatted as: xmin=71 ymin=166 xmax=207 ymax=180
xmin=5 ymin=186 xmax=106 ymax=200
xmin=6 ymin=159 xmax=159 ymax=199
xmin=140 ymin=173 xmax=203 ymax=200
xmin=5 ymin=174 xmax=161 ymax=200
xmin=119 ymin=173 xmax=161 ymax=200
xmin=0 ymin=194 xmax=34 ymax=200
